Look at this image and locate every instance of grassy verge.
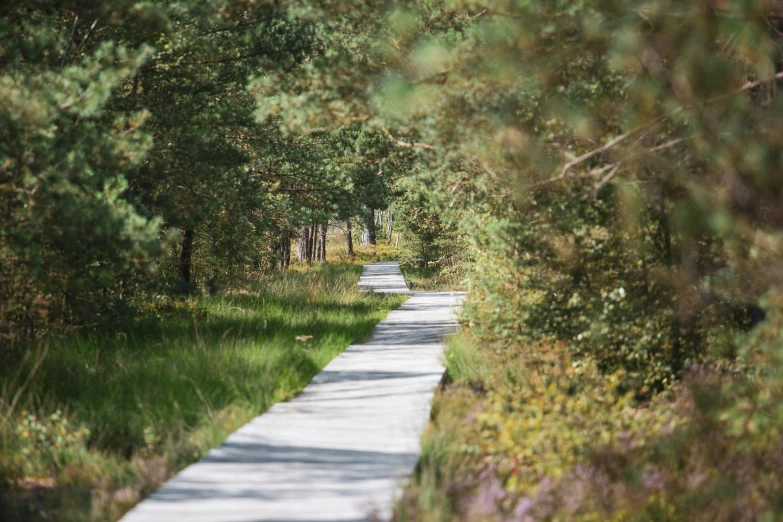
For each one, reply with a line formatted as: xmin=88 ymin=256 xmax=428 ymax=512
xmin=0 ymin=262 xmax=406 ymax=522
xmin=395 ymin=329 xmax=681 ymax=522
xmin=325 ymin=235 xmax=402 ymax=265
xmin=399 ymin=262 xmax=467 ymax=292
xmin=396 ymin=312 xmax=783 ymax=522
xmin=392 ymin=333 xmax=496 ymax=522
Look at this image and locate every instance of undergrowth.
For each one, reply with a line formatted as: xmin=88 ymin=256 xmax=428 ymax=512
xmin=398 ymin=262 xmax=467 ymax=292
xmin=395 ymin=293 xmax=783 ymax=522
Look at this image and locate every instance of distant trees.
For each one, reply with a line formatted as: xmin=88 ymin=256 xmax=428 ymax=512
xmin=296 ymin=223 xmax=328 ymax=263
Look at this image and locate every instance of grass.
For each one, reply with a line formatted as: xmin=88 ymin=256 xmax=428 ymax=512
xmin=0 ymin=262 xmax=406 ymax=522
xmin=398 ymin=262 xmax=467 ymax=292
xmin=394 ymin=386 xmax=476 ymax=522
xmin=392 ymin=332 xmax=514 ymax=522
xmin=324 ymin=231 xmax=403 ymax=265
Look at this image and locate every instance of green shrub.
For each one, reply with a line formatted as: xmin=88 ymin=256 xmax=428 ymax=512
xmin=400 ymin=292 xmax=783 ymax=522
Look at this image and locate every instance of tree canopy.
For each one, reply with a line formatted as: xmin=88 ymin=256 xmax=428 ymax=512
xmin=0 ymin=0 xmax=404 ymax=343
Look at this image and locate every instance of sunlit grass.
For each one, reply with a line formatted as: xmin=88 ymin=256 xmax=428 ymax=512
xmin=0 ymin=263 xmax=406 ymax=521
xmin=319 ymin=227 xmax=403 ymax=265
xmin=398 ymin=262 xmax=468 ymax=292
xmin=392 ymin=331 xmax=511 ymax=522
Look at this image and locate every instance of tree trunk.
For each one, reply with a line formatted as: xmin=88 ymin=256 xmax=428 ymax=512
xmin=268 ymin=231 xmax=280 ymax=271
xmin=280 ymin=229 xmax=290 ymax=270
xmin=275 ymin=229 xmax=290 ymax=270
xmin=308 ymin=224 xmax=316 ymax=263
xmin=363 ymin=208 xmax=376 ymax=246
xmin=315 ymin=223 xmax=322 ymax=261
xmin=319 ymin=221 xmax=328 ymax=261
xmin=346 ymin=220 xmax=354 ymax=258
xmin=387 ymin=211 xmax=393 ymax=244
xmin=297 ymin=226 xmax=308 ymax=261
xmin=179 ymin=228 xmax=194 ymax=283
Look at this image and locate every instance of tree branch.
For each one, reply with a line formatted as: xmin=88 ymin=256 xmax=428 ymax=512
xmin=188 ymin=45 xmax=317 ymax=66
xmin=593 ymin=163 xmax=621 ymax=194
xmin=198 ymin=14 xmax=279 ymax=36
xmin=534 ymin=129 xmax=637 ymax=187
xmin=70 ymin=18 xmax=99 ymax=64
xmin=646 ymin=137 xmax=686 ymax=153
xmin=738 ymin=71 xmax=783 ymax=93
xmin=60 ymin=14 xmax=79 ymax=67
xmin=530 ymin=70 xmax=783 ymax=191
xmin=382 ymin=127 xmax=436 ymax=150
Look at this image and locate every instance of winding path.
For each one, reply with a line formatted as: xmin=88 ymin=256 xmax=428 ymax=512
xmin=121 ymin=262 xmax=464 ymax=522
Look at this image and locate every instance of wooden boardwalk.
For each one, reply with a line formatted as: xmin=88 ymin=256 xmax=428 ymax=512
xmin=121 ymin=262 xmax=464 ymax=522
xmin=356 ymin=261 xmax=411 ymax=294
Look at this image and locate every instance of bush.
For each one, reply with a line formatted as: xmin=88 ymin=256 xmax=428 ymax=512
xmin=504 ymin=291 xmax=783 ymax=521
xmin=398 ymin=290 xmax=783 ymax=522
xmin=13 ymin=410 xmax=90 ymax=477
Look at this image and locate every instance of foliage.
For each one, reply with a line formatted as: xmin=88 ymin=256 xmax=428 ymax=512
xmin=264 ymin=0 xmax=783 ymax=380
xmin=502 ymin=290 xmax=783 ymax=522
xmin=460 ymin=184 xmax=702 ymax=396
xmin=0 ymin=0 xmax=408 ymax=350
xmin=257 ymin=0 xmax=783 ymax=520
xmin=397 ymin=307 xmax=783 ymax=521
xmin=13 ymin=411 xmax=90 ymax=477
xmin=0 ymin=10 xmax=161 ymax=348
xmin=395 ymin=201 xmax=459 ymax=264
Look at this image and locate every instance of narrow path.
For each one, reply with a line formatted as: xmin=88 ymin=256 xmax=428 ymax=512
xmin=121 ymin=262 xmax=465 ymax=522
xmin=357 ymin=261 xmax=410 ymax=294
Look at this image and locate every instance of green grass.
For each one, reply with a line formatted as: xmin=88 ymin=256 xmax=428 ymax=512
xmin=0 ymin=263 xmax=406 ymax=521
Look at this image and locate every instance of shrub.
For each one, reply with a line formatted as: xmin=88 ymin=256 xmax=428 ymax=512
xmin=13 ymin=410 xmax=90 ymax=477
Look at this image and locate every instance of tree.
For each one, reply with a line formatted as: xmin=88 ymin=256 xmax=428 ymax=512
xmin=0 ymin=0 xmax=402 ymax=346
xmin=0 ymin=2 xmax=162 ymax=346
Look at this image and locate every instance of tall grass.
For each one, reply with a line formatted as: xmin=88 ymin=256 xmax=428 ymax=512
xmin=398 ymin=263 xmax=467 ymax=292
xmin=323 ymin=228 xmax=403 ymax=265
xmin=0 ymin=263 xmax=405 ymax=521
xmin=392 ymin=332 xmax=514 ymax=522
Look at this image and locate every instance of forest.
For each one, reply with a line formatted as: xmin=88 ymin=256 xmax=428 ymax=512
xmin=3 ymin=0 xmax=783 ymax=520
